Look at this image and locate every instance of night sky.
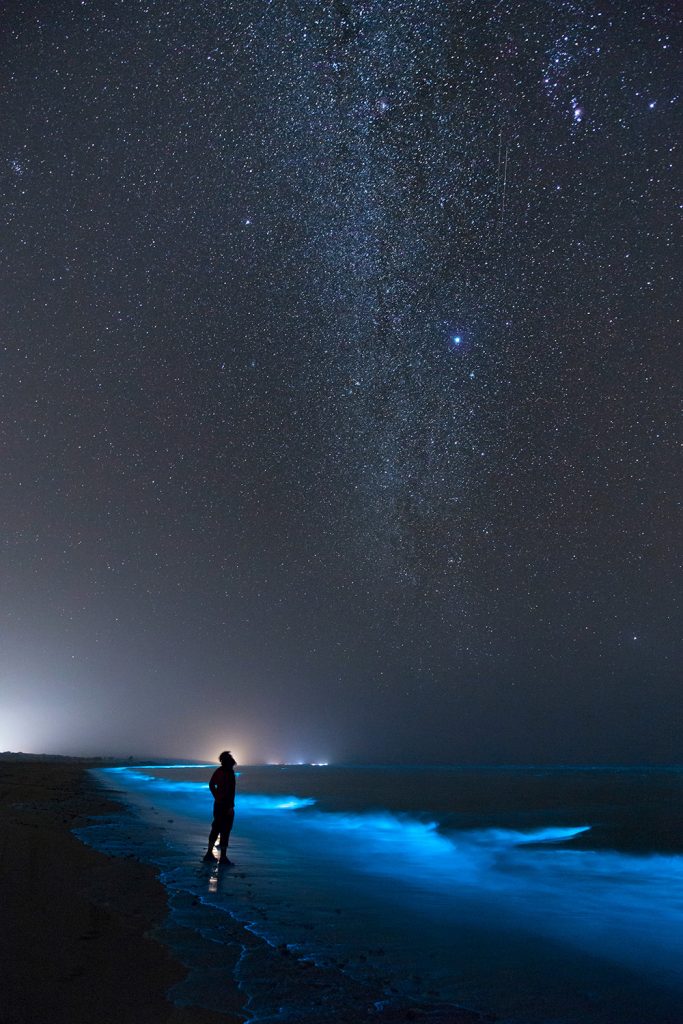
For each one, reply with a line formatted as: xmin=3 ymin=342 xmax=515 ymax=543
xmin=1 ymin=1 xmax=680 ymax=763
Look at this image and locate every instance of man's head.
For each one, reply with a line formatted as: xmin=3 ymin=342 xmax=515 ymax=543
xmin=219 ymin=750 xmax=236 ymax=767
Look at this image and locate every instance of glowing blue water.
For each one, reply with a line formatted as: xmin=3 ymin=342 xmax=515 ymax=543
xmin=79 ymin=764 xmax=683 ymax=1024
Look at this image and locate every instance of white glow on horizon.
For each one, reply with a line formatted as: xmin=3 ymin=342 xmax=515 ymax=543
xmin=0 ymin=690 xmax=81 ymax=754
xmin=201 ymin=742 xmax=248 ymax=766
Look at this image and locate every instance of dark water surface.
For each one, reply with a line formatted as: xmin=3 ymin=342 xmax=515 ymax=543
xmin=77 ymin=764 xmax=683 ymax=1023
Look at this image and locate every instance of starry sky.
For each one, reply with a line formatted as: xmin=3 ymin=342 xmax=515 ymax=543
xmin=0 ymin=0 xmax=680 ymax=763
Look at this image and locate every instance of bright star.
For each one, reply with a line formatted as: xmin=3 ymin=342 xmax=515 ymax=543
xmin=448 ymin=332 xmax=467 ymax=354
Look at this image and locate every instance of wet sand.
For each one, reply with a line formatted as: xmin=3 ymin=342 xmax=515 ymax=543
xmin=0 ymin=758 xmax=244 ymax=1024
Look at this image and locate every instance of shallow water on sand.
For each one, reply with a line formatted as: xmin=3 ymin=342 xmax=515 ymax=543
xmin=77 ymin=764 xmax=683 ymax=1023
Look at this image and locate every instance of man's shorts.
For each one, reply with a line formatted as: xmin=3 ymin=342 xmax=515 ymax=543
xmin=213 ymin=802 xmax=235 ymax=833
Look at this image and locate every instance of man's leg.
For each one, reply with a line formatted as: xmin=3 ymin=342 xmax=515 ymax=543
xmin=218 ymin=810 xmax=235 ymax=863
xmin=203 ymin=822 xmax=220 ymax=861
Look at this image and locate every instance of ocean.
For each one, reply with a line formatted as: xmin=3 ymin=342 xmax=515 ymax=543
xmin=76 ymin=764 xmax=683 ymax=1023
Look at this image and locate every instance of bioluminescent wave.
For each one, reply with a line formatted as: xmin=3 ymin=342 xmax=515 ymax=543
xmin=88 ymin=764 xmax=683 ymax=1024
xmin=102 ymin=766 xmax=316 ymax=812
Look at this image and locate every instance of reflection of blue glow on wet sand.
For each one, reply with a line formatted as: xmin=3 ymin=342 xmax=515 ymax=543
xmin=89 ymin=765 xmax=683 ymax=1023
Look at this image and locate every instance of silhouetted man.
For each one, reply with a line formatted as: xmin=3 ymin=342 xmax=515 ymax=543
xmin=203 ymin=751 xmax=236 ymax=864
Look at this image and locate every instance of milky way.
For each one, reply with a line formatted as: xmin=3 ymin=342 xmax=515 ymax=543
xmin=0 ymin=2 xmax=679 ymax=761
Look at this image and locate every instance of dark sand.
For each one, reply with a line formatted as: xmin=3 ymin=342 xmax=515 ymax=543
xmin=0 ymin=759 xmax=244 ymax=1024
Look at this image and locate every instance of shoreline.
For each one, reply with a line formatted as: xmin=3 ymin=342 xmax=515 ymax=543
xmin=0 ymin=758 xmax=245 ymax=1024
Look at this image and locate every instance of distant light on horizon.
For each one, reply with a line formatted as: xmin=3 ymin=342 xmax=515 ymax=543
xmin=202 ymin=734 xmax=254 ymax=766
xmin=0 ymin=686 xmax=93 ymax=756
xmin=266 ymin=760 xmax=331 ymax=767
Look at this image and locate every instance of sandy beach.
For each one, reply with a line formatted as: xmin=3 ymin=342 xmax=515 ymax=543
xmin=0 ymin=758 xmax=244 ymax=1024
